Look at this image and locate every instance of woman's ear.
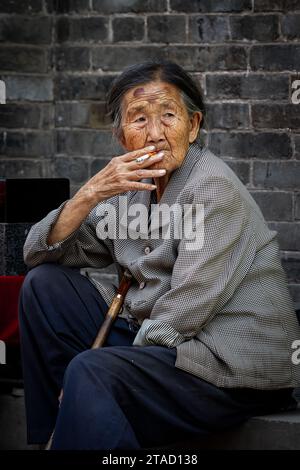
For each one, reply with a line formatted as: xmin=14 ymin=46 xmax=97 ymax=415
xmin=189 ymin=112 xmax=202 ymax=143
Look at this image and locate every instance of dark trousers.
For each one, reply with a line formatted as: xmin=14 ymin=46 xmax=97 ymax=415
xmin=19 ymin=263 xmax=296 ymax=450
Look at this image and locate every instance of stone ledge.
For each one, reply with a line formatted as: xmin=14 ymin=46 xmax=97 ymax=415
xmin=1 ymin=391 xmax=300 ymax=450
xmin=164 ymin=407 xmax=300 ymax=450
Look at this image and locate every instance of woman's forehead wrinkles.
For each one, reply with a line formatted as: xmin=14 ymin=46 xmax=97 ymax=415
xmin=126 ymin=97 xmax=181 ymax=115
xmin=131 ymin=87 xmax=170 ymax=99
xmin=126 ymin=88 xmax=180 ymax=106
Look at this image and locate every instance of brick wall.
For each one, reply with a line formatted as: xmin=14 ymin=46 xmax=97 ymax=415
xmin=0 ymin=0 xmax=299 ymax=302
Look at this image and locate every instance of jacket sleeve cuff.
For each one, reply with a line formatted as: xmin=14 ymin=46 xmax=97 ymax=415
xmin=23 ymin=200 xmax=80 ymax=266
xmin=132 ymin=319 xmax=186 ymax=347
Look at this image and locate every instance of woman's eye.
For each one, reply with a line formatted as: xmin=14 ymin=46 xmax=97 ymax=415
xmin=164 ymin=113 xmax=175 ymax=118
xmin=134 ymin=117 xmax=146 ymax=123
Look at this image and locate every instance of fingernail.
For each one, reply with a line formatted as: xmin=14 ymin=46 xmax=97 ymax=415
xmin=148 ymin=146 xmax=156 ymax=151
xmin=156 ymin=151 xmax=164 ymax=157
xmin=159 ymin=169 xmax=166 ymax=175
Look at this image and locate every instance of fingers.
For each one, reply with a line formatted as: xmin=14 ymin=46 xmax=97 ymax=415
xmin=89 ymin=146 xmax=167 ymax=199
xmin=127 ymin=181 xmax=157 ymax=192
xmin=128 ymin=168 xmax=167 ymax=181
xmin=122 ymin=145 xmax=156 ymax=162
xmin=127 ymin=150 xmax=165 ymax=170
xmin=121 ymin=147 xmax=167 ymax=186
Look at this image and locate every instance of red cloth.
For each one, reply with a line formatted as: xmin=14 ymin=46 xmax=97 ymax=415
xmin=0 ymin=276 xmax=25 ymax=345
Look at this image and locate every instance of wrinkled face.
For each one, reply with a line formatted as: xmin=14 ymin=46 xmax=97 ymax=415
xmin=120 ymin=81 xmax=202 ymax=173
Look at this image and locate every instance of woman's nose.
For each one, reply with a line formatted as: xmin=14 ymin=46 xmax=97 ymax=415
xmin=146 ymin=117 xmax=166 ymax=145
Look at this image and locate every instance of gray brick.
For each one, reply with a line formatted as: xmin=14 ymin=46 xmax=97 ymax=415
xmin=223 ymin=160 xmax=250 ymax=185
xmin=268 ymin=222 xmax=300 ymax=251
xmin=56 ymin=130 xmax=122 ymax=157
xmin=205 ymin=103 xmax=250 ymax=129
xmin=250 ymin=191 xmax=293 ymax=221
xmin=50 ymin=157 xmax=89 ymax=184
xmin=0 ymin=131 xmax=54 ymax=158
xmin=0 ymin=17 xmax=52 ymax=45
xmin=57 ymin=17 xmax=109 ymax=43
xmin=92 ymin=46 xmax=166 ymax=71
xmin=281 ymin=253 xmax=300 ymax=283
xmin=253 ymin=162 xmax=300 ymax=189
xmin=167 ymin=45 xmax=247 ymax=71
xmin=254 ymin=0 xmax=300 ymax=12
xmin=252 ymin=104 xmax=300 ymax=129
xmin=250 ymin=45 xmax=300 ymax=71
xmin=209 ymin=132 xmax=292 ymax=159
xmin=93 ymin=45 xmax=248 ymax=72
xmin=0 ymin=104 xmax=37 ymax=129
xmin=281 ymin=14 xmax=300 ymax=40
xmin=295 ymin=193 xmax=300 ymax=220
xmin=189 ymin=16 xmax=230 ymax=43
xmin=1 ymin=76 xmax=53 ymax=101
xmin=55 ymin=102 xmax=111 ymax=129
xmin=0 ymin=104 xmax=53 ymax=129
xmin=0 ymin=0 xmax=43 ymax=13
xmin=92 ymin=0 xmax=167 ymax=13
xmin=113 ymin=17 xmax=144 ymax=42
xmin=54 ymin=75 xmax=114 ymax=100
xmin=55 ymin=47 xmax=90 ymax=71
xmin=0 ymin=160 xmax=43 ymax=178
xmin=206 ymin=74 xmax=289 ymax=100
xmin=170 ymin=0 xmax=252 ymax=12
xmin=46 ymin=0 xmax=90 ymax=13
xmin=148 ymin=15 xmax=186 ymax=43
xmin=230 ymin=15 xmax=279 ymax=41
xmin=0 ymin=47 xmax=48 ymax=73
xmin=40 ymin=105 xmax=54 ymax=128
xmin=91 ymin=157 xmax=112 ymax=175
xmin=295 ymin=135 xmax=300 ymax=159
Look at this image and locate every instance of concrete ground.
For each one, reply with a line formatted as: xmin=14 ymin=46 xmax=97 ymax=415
xmin=0 ymin=386 xmax=300 ymax=450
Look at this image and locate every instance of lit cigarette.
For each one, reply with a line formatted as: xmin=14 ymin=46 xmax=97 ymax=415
xmin=135 ymin=151 xmax=157 ymax=163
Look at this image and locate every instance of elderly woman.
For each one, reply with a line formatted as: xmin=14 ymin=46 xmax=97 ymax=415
xmin=19 ymin=61 xmax=300 ymax=450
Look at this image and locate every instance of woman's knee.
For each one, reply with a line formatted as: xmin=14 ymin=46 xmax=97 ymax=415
xmin=21 ymin=263 xmax=72 ymax=296
xmin=23 ymin=263 xmax=59 ymax=288
xmin=19 ymin=264 xmax=68 ymax=320
xmin=63 ymin=349 xmax=119 ymax=391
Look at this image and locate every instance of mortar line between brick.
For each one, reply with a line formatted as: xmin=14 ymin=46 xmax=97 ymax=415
xmin=44 ymin=12 xmax=300 ymax=17
xmin=3 ymin=41 xmax=300 ymax=48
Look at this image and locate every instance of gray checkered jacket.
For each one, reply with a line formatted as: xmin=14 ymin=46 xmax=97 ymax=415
xmin=24 ymin=143 xmax=300 ymax=389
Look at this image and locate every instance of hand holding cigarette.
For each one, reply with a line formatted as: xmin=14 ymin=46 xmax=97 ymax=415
xmin=72 ymin=145 xmax=166 ymax=206
xmin=47 ymin=145 xmax=166 ymax=246
xmin=135 ymin=150 xmax=162 ymax=163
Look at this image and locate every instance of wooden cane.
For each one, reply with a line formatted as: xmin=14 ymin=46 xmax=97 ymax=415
xmin=91 ymin=268 xmax=133 ymax=348
xmin=45 ymin=268 xmax=133 ymax=450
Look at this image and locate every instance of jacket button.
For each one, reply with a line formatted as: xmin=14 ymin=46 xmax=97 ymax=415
xmin=139 ymin=281 xmax=146 ymax=289
xmin=144 ymin=246 xmax=151 ymax=255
